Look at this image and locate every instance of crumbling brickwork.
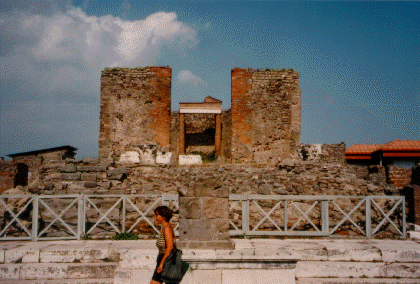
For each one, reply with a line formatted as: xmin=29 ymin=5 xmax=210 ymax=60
xmin=231 ymin=68 xmax=301 ymax=164
xmin=0 ymin=161 xmax=15 ymax=192
xmin=99 ymin=67 xmax=171 ymax=160
xmin=387 ymin=165 xmax=412 ymax=188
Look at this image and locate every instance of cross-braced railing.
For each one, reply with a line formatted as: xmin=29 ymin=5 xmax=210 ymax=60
xmin=229 ymin=195 xmax=406 ymax=238
xmin=0 ymin=194 xmax=178 ymax=241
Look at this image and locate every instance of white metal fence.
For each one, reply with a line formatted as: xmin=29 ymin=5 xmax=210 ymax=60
xmin=229 ymin=195 xmax=406 ymax=238
xmin=0 ymin=194 xmax=178 ymax=241
xmin=0 ymin=194 xmax=406 ymax=241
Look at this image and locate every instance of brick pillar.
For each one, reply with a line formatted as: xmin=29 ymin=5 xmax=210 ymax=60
xmin=415 ymin=186 xmax=420 ymax=226
xmin=179 ymin=113 xmax=185 ymax=154
xmin=215 ymin=113 xmax=221 ymax=155
xmin=178 ymin=177 xmax=235 ymax=250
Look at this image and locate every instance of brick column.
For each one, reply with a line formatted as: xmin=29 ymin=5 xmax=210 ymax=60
xmin=179 ymin=113 xmax=185 ymax=154
xmin=215 ymin=113 xmax=221 ymax=155
xmin=415 ymin=186 xmax=420 ymax=226
xmin=178 ymin=177 xmax=234 ymax=250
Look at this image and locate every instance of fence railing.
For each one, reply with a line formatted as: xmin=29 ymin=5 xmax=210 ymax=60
xmin=0 ymin=194 xmax=406 ymax=241
xmin=0 ymin=194 xmax=178 ymax=241
xmin=229 ymin=195 xmax=406 ymax=238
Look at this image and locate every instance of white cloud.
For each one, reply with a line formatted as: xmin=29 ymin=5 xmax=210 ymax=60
xmin=0 ymin=6 xmax=199 ymax=157
xmin=177 ymin=70 xmax=206 ymax=87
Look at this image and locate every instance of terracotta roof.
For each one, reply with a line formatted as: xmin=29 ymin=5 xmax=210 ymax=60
xmin=345 ymin=144 xmax=382 ymax=155
xmin=380 ymin=140 xmax=420 ymax=151
xmin=346 ymin=140 xmax=420 ymax=160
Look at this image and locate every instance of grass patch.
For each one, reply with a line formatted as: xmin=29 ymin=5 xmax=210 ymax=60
xmin=112 ymin=232 xmax=139 ymax=240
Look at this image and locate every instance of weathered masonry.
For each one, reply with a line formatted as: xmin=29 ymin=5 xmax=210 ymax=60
xmin=99 ymin=67 xmax=301 ymax=165
xmin=99 ymin=67 xmax=172 ymax=160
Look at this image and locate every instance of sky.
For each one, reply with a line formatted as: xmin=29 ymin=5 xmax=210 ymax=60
xmin=0 ymin=0 xmax=419 ymax=159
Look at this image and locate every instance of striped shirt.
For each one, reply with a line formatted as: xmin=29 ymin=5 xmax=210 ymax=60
xmin=156 ymin=228 xmax=166 ymax=254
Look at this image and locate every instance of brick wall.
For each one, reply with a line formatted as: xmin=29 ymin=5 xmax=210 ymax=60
xmin=387 ymin=165 xmax=412 ymax=188
xmin=231 ymin=68 xmax=301 ymax=165
xmin=415 ymin=186 xmax=420 ymax=225
xmin=99 ymin=67 xmax=171 ymax=160
xmin=0 ymin=161 xmax=16 ymax=192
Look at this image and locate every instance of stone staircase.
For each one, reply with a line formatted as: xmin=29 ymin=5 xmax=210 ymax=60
xmin=1 ymin=239 xmax=420 ymax=284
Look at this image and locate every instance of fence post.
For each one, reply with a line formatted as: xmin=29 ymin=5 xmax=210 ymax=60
xmin=321 ymin=200 xmax=329 ymax=236
xmin=242 ymin=196 xmax=249 ymax=236
xmin=78 ymin=194 xmax=84 ymax=239
xmin=32 ymin=196 xmax=38 ymax=242
xmin=81 ymin=194 xmax=86 ymax=237
xmin=366 ymin=197 xmax=372 ymax=238
xmin=402 ymin=196 xmax=406 ymax=239
xmin=122 ymin=196 xmax=126 ymax=233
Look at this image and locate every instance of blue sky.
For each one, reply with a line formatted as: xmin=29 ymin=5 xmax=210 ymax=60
xmin=1 ymin=0 xmax=419 ymax=159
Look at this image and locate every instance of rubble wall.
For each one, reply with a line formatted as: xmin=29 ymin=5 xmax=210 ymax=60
xmin=99 ymin=67 xmax=171 ymax=160
xmin=231 ymin=68 xmax=301 ymax=165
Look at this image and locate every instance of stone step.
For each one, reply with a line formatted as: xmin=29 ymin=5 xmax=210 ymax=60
xmin=0 ymin=278 xmax=113 ymax=284
xmin=117 ymin=250 xmax=157 ymax=269
xmin=114 ymin=268 xmax=154 ymax=284
xmin=297 ymin=278 xmax=420 ymax=284
xmin=296 ymin=261 xmax=420 ymax=279
xmin=0 ymin=263 xmax=118 ymax=280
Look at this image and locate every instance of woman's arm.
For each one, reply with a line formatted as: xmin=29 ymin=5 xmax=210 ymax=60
xmin=157 ymin=225 xmax=174 ymax=273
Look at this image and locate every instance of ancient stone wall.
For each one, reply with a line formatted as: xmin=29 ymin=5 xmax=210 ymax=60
xmin=299 ymin=143 xmax=346 ymax=165
xmin=231 ymin=68 xmax=301 ymax=165
xmin=99 ymin=67 xmax=171 ymax=160
xmin=387 ymin=165 xmax=412 ymax=188
xmin=3 ymin=159 xmax=403 ymax=238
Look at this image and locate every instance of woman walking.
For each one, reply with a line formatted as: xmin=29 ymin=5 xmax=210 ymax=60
xmin=150 ymin=206 xmax=176 ymax=284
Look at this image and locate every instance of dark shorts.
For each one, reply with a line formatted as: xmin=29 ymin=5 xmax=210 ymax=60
xmin=152 ymin=253 xmax=177 ymax=284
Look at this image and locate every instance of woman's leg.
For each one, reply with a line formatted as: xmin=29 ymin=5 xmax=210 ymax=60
xmin=149 ymin=280 xmax=161 ymax=284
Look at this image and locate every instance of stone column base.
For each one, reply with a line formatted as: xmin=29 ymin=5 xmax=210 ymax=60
xmin=177 ymin=240 xmax=235 ymax=250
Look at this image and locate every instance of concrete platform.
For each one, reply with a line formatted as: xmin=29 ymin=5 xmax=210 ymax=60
xmin=1 ymin=238 xmax=420 ymax=284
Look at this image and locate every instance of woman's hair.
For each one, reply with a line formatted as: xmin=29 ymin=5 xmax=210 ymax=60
xmin=154 ymin=206 xmax=173 ymax=221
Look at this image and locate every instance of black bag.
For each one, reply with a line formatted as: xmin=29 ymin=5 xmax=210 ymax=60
xmin=161 ymin=246 xmax=188 ymax=283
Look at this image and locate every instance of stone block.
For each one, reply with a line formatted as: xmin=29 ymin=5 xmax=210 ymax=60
xmin=179 ymin=155 xmax=202 ymax=165
xmin=20 ymin=263 xmax=68 ymax=279
xmin=61 ymin=173 xmax=81 ymax=181
xmin=211 ymin=219 xmax=230 ymax=240
xmin=179 ymin=219 xmax=212 ymax=241
xmin=61 ymin=164 xmax=77 ymax=172
xmin=179 ymin=197 xmax=202 ymax=219
xmin=81 ymin=173 xmax=97 ymax=181
xmin=76 ymin=165 xmax=102 ymax=172
xmin=67 ymin=263 xmax=117 ymax=279
xmin=98 ymin=181 xmax=111 ymax=189
xmin=107 ymin=167 xmax=127 ymax=179
xmin=156 ymin=152 xmax=172 ymax=164
xmin=182 ymin=269 xmax=222 ymax=284
xmin=118 ymin=250 xmax=157 ymax=269
xmin=39 ymin=248 xmax=77 ymax=263
xmin=380 ymin=262 xmax=420 ymax=278
xmin=0 ymin=264 xmax=20 ymax=280
xmin=222 ymin=269 xmax=295 ymax=284
xmin=84 ymin=181 xmax=97 ymax=188
xmin=203 ymin=197 xmax=229 ymax=219
xmin=67 ymin=181 xmax=85 ymax=191
xmin=193 ymin=181 xmax=227 ymax=197
xmin=296 ymin=261 xmax=383 ymax=278
xmin=119 ymin=151 xmax=140 ymax=163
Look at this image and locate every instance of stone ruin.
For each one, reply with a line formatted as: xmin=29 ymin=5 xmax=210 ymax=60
xmin=99 ymin=67 xmax=301 ymax=165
